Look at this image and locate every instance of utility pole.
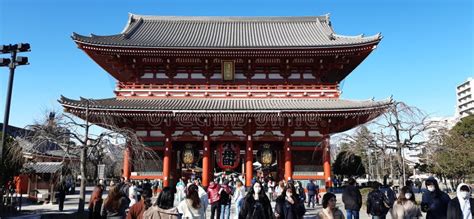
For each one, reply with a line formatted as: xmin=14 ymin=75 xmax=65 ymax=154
xmin=0 ymin=43 xmax=30 ymax=181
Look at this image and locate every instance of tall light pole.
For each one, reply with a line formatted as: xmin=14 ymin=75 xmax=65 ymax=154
xmin=0 ymin=43 xmax=30 ymax=178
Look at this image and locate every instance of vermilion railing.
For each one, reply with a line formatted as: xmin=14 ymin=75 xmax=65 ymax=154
xmin=117 ymin=82 xmax=339 ymax=91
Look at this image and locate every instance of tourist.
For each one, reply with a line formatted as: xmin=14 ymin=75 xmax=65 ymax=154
xmin=414 ymin=179 xmax=422 ymax=194
xmin=421 ymin=177 xmax=450 ymax=219
xmin=233 ymin=180 xmax=245 ymax=219
xmin=128 ymin=182 xmax=137 ymax=207
xmin=274 ymin=183 xmax=306 ymax=219
xmin=219 ymin=179 xmax=233 ymax=219
xmin=447 ymin=183 xmax=473 ymax=219
xmin=366 ymin=182 xmax=390 ymax=219
xmin=342 ymin=178 xmax=362 ymax=219
xmin=127 ymin=188 xmax=152 ymax=219
xmin=239 ymin=181 xmax=273 ymax=219
xmin=306 ymin=180 xmax=318 ymax=208
xmin=178 ymin=184 xmax=206 ymax=218
xmin=56 ymin=179 xmax=67 ymax=211
xmin=317 ymin=192 xmax=344 ymax=219
xmin=88 ymin=185 xmax=104 ymax=219
xmin=193 ymin=179 xmax=208 ymax=218
xmin=207 ymin=181 xmax=221 ymax=219
xmin=143 ymin=187 xmax=180 ymax=219
xmin=275 ymin=180 xmax=285 ymax=200
xmin=267 ymin=179 xmax=275 ymax=201
xmin=390 ymin=186 xmax=422 ymax=219
xmin=176 ymin=178 xmax=186 ymax=203
xmin=294 ymin=181 xmax=305 ymax=203
xmin=101 ymin=185 xmax=129 ymax=218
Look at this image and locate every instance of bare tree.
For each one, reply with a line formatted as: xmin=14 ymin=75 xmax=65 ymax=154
xmin=372 ymin=101 xmax=435 ymax=185
xmin=23 ymin=103 xmax=161 ymax=213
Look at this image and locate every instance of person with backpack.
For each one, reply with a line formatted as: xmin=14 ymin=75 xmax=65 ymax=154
xmin=239 ymin=181 xmax=273 ymax=219
xmin=367 ymin=182 xmax=390 ymax=219
xmin=421 ymin=177 xmax=450 ymax=219
xmin=342 ymin=178 xmax=362 ymax=219
xmin=208 ymin=181 xmax=221 ymax=219
xmin=220 ymin=179 xmax=233 ymax=219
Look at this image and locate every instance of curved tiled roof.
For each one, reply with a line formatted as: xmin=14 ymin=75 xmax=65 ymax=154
xmin=59 ymin=96 xmax=392 ymax=113
xmin=72 ymin=14 xmax=381 ymax=48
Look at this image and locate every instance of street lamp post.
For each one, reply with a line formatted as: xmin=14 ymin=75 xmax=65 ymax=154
xmin=0 ymin=43 xmax=30 ymax=177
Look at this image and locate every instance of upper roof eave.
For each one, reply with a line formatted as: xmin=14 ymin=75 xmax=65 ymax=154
xmin=72 ymin=36 xmax=382 ymax=51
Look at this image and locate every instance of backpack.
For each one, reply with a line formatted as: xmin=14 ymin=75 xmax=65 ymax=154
xmin=370 ymin=191 xmax=389 ymax=216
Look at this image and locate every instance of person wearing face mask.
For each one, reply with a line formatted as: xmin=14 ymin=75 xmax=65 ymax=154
xmin=421 ymin=177 xmax=451 ymax=219
xmin=391 ymin=186 xmax=422 ymax=219
xmin=447 ymin=183 xmax=473 ymax=219
xmin=238 ymin=181 xmax=273 ymax=219
xmin=274 ymin=183 xmax=306 ymax=219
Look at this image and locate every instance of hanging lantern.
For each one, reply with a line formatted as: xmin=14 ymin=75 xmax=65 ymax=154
xmin=217 ymin=142 xmax=240 ymax=170
xmin=258 ymin=143 xmax=274 ymax=167
xmin=182 ymin=143 xmax=197 ymax=168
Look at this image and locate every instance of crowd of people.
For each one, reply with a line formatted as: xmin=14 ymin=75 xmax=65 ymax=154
xmin=84 ymin=175 xmax=473 ymax=219
xmin=341 ymin=177 xmax=473 ymax=219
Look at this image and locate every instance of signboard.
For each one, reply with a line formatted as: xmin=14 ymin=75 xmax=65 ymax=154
xmin=217 ymin=142 xmax=240 ymax=170
xmin=221 ymin=60 xmax=235 ymax=81
xmin=98 ymin=164 xmax=106 ymax=180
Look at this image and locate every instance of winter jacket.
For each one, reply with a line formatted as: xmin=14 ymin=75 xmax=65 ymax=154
xmin=207 ymin=182 xmax=221 ymax=204
xmin=421 ymin=177 xmax=450 ymax=219
xmin=391 ymin=201 xmax=422 ymax=219
xmin=447 ymin=183 xmax=473 ymax=219
xmin=274 ymin=196 xmax=305 ymax=219
xmin=101 ymin=196 xmax=129 ymax=219
xmin=220 ymin=184 xmax=233 ymax=205
xmin=367 ymin=189 xmax=390 ymax=216
xmin=126 ymin=199 xmax=146 ymax=219
xmin=306 ymin=182 xmax=318 ymax=196
xmin=342 ymin=185 xmax=362 ymax=211
xmin=143 ymin=206 xmax=180 ymax=219
xmin=177 ymin=199 xmax=206 ymax=219
xmin=239 ymin=195 xmax=273 ymax=219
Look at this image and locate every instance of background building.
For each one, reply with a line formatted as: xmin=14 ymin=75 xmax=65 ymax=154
xmin=456 ymin=77 xmax=474 ymax=118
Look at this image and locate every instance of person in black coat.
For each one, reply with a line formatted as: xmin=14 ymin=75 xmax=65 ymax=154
xmin=342 ymin=178 xmax=362 ymax=219
xmin=57 ymin=179 xmax=67 ymax=211
xmin=447 ymin=183 xmax=473 ymax=219
xmin=239 ymin=181 xmax=273 ymax=219
xmin=274 ymin=183 xmax=305 ymax=219
xmin=421 ymin=177 xmax=451 ymax=219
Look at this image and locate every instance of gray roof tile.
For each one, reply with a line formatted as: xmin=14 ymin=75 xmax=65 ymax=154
xmin=59 ymin=96 xmax=392 ymax=112
xmin=24 ymin=162 xmax=63 ymax=174
xmin=72 ymin=14 xmax=381 ymax=48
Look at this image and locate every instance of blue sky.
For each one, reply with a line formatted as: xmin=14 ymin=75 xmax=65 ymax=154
xmin=0 ymin=0 xmax=472 ymax=128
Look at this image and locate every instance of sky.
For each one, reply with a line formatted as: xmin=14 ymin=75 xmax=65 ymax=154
xmin=0 ymin=0 xmax=472 ymax=129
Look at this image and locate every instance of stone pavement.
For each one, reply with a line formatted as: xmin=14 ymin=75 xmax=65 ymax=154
xmin=2 ymin=186 xmax=427 ymax=219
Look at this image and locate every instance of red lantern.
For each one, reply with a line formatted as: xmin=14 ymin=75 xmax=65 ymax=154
xmin=217 ymin=142 xmax=240 ymax=170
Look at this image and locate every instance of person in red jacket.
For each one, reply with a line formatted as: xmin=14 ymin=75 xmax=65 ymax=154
xmin=127 ymin=188 xmax=152 ymax=219
xmin=207 ymin=181 xmax=221 ymax=219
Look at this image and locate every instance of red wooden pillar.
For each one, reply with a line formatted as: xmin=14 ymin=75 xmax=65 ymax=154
xmin=163 ymin=137 xmax=171 ymax=187
xmin=284 ymin=137 xmax=293 ymax=181
xmin=323 ymin=135 xmax=332 ymax=188
xmin=202 ymin=135 xmax=210 ymax=187
xmin=122 ymin=146 xmax=131 ymax=180
xmin=245 ymin=135 xmax=253 ymax=187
